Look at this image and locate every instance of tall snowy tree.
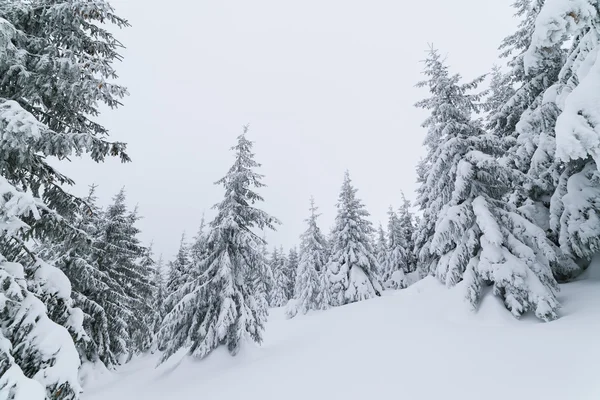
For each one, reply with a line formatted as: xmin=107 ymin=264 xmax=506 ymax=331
xmin=486 ymin=0 xmax=582 ymax=282
xmin=286 ymin=247 xmax=299 ymax=299
xmin=375 ymin=224 xmax=388 ymax=281
xmin=0 ymin=0 xmax=130 ymax=396
xmin=36 ymin=185 xmax=119 ymax=369
xmin=524 ymin=0 xmax=600 ymax=269
xmin=414 ymin=48 xmax=562 ymax=321
xmin=151 ymin=255 xmax=167 ymax=338
xmin=96 ymin=189 xmax=153 ymax=360
xmin=158 ymin=127 xmax=279 ymax=362
xmin=269 ymin=247 xmax=289 ymax=307
xmin=326 ymin=172 xmax=382 ymax=306
xmin=397 ymin=192 xmax=417 ymax=273
xmin=166 ymin=233 xmax=192 ymax=300
xmin=287 ymin=197 xmax=330 ymax=318
xmin=385 ymin=207 xmax=408 ymax=289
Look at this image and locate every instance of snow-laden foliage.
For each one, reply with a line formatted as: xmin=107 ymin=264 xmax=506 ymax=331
xmin=269 ymin=247 xmax=289 ymax=307
xmin=95 ymin=190 xmax=154 ymax=360
xmin=413 ymin=48 xmax=486 ymax=279
xmin=326 ymin=172 xmax=382 ymax=305
xmin=151 ymin=255 xmax=167 ymax=341
xmin=375 ymin=224 xmax=388 ymax=280
xmin=158 ymin=128 xmax=279 ymax=362
xmin=287 ymin=198 xmax=329 ymax=318
xmin=384 ymin=207 xmax=409 ymax=289
xmin=415 ymin=49 xmax=562 ymax=321
xmin=523 ymin=0 xmax=600 ymax=267
xmin=165 ymin=234 xmax=193 ymax=311
xmin=286 ymin=247 xmax=299 ymax=299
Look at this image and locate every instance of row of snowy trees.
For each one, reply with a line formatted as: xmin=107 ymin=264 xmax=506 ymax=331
xmin=0 ymin=0 xmax=151 ymax=399
xmin=412 ymin=0 xmax=600 ymax=321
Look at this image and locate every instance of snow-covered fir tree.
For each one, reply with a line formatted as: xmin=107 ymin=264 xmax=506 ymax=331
xmin=165 ymin=233 xmax=192 ymax=304
xmin=523 ymin=0 xmax=600 ymax=269
xmin=286 ymin=247 xmax=299 ymax=299
xmin=0 ymin=0 xmax=130 ymax=396
xmin=151 ymin=255 xmax=167 ymax=339
xmin=375 ymin=224 xmax=388 ymax=281
xmin=96 ymin=190 xmax=154 ymax=360
xmin=385 ymin=207 xmax=408 ymax=289
xmin=414 ymin=48 xmax=563 ymax=321
xmin=36 ymin=186 xmax=120 ymax=369
xmin=287 ymin=197 xmax=330 ymax=318
xmin=326 ymin=172 xmax=382 ymax=306
xmin=190 ymin=215 xmax=208 ymax=277
xmin=269 ymin=247 xmax=289 ymax=307
xmin=158 ymin=127 xmax=279 ymax=361
xmin=398 ymin=192 xmax=417 ymax=273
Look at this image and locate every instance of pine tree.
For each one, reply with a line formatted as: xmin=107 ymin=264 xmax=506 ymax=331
xmin=190 ymin=215 xmax=208 ymax=277
xmin=151 ymin=255 xmax=167 ymax=339
xmin=96 ymin=189 xmax=153 ymax=360
xmin=385 ymin=207 xmax=408 ymax=289
xmin=397 ymin=192 xmax=417 ymax=273
xmin=287 ymin=197 xmax=330 ymax=318
xmin=166 ymin=233 xmax=192 ymax=301
xmin=158 ymin=127 xmax=279 ymax=362
xmin=286 ymin=247 xmax=299 ymax=299
xmin=415 ymin=48 xmax=562 ymax=321
xmin=326 ymin=172 xmax=382 ymax=306
xmin=375 ymin=224 xmax=388 ymax=281
xmin=487 ymin=0 xmax=582 ymax=282
xmin=269 ymin=247 xmax=289 ymax=307
xmin=0 ymin=0 xmax=130 ymax=395
xmin=36 ymin=186 xmax=119 ymax=369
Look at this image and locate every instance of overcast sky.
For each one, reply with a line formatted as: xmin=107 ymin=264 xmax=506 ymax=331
xmin=59 ymin=0 xmax=518 ymax=260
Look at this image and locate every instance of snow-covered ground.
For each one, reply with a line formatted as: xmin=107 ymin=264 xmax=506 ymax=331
xmin=84 ymin=262 xmax=600 ymax=400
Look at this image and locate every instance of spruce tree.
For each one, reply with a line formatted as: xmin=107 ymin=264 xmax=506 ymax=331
xmin=489 ymin=0 xmax=581 ymax=281
xmin=286 ymin=247 xmax=299 ymax=299
xmin=96 ymin=189 xmax=153 ymax=359
xmin=158 ymin=127 xmax=279 ymax=361
xmin=415 ymin=48 xmax=562 ymax=321
xmin=385 ymin=207 xmax=408 ymax=289
xmin=326 ymin=172 xmax=382 ymax=305
xmin=524 ymin=0 xmax=600 ymax=266
xmin=0 ymin=0 xmax=130 ymax=395
xmin=166 ymin=233 xmax=192 ymax=303
xmin=36 ymin=186 xmax=118 ymax=368
xmin=287 ymin=197 xmax=330 ymax=318
xmin=398 ymin=192 xmax=417 ymax=273
xmin=375 ymin=224 xmax=389 ymax=282
xmin=151 ymin=255 xmax=167 ymax=339
xmin=269 ymin=247 xmax=289 ymax=307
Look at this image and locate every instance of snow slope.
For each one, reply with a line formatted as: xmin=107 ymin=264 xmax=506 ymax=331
xmin=84 ymin=265 xmax=600 ymax=400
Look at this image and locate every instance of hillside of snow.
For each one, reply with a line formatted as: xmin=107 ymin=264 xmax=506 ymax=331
xmin=83 ymin=262 xmax=600 ymax=400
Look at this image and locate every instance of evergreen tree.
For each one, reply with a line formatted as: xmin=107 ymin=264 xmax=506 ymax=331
xmin=158 ymin=127 xmax=279 ymax=361
xmin=286 ymin=247 xmax=299 ymax=299
xmin=375 ymin=224 xmax=388 ymax=281
xmin=166 ymin=233 xmax=192 ymax=301
xmin=269 ymin=247 xmax=289 ymax=307
xmin=190 ymin=215 xmax=208 ymax=277
xmin=415 ymin=48 xmax=562 ymax=321
xmin=96 ymin=189 xmax=153 ymax=360
xmin=385 ymin=207 xmax=408 ymax=289
xmin=524 ymin=0 xmax=600 ymax=269
xmin=326 ymin=172 xmax=382 ymax=306
xmin=287 ymin=197 xmax=330 ymax=318
xmin=488 ymin=0 xmax=581 ymax=281
xmin=36 ymin=186 xmax=119 ymax=369
xmin=0 ymin=0 xmax=130 ymax=395
xmin=397 ymin=192 xmax=417 ymax=273
xmin=151 ymin=255 xmax=167 ymax=339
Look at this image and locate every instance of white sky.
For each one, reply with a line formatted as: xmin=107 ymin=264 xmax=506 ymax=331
xmin=59 ymin=0 xmax=518 ymax=260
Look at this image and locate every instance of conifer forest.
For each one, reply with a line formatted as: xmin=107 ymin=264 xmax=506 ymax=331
xmin=0 ymin=1 xmax=599 ymax=399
